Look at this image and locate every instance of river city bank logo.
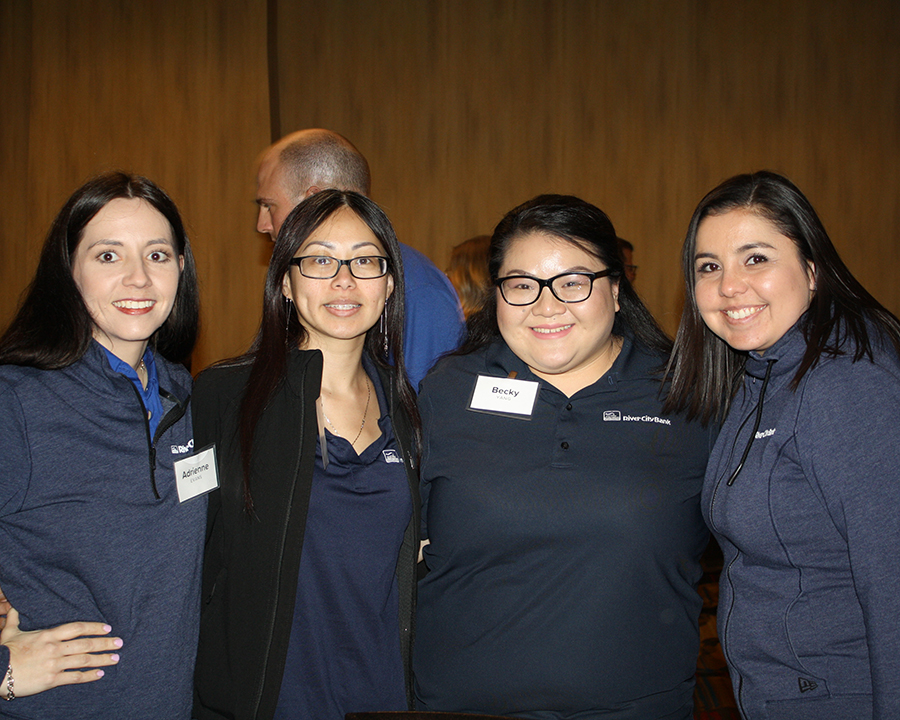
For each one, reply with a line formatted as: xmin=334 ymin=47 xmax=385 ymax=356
xmin=602 ymin=410 xmax=671 ymax=425
xmin=170 ymin=438 xmax=194 ymax=454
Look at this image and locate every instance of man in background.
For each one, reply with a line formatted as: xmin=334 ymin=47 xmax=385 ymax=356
xmin=255 ymin=128 xmax=464 ymax=388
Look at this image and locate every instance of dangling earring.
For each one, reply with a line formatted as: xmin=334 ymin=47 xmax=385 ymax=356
xmin=380 ymin=310 xmax=388 ymax=356
xmin=285 ymin=297 xmax=293 ymax=340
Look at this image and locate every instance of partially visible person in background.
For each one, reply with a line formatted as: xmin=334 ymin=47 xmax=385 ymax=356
xmin=415 ymin=194 xmax=713 ymax=719
xmin=0 ymin=172 xmax=202 ymax=719
xmin=446 ymin=234 xmax=491 ymax=319
xmin=665 ymin=170 xmax=900 ymax=720
xmin=618 ymin=237 xmax=638 ymax=284
xmin=255 ymin=128 xmax=463 ymax=388
xmin=193 ymin=190 xmax=421 ymax=720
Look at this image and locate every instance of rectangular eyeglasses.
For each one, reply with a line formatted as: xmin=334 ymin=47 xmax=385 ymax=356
xmin=495 ymin=269 xmax=617 ymax=305
xmin=289 ymin=256 xmax=390 ymax=279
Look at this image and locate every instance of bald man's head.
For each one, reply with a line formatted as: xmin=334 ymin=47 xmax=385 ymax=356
xmin=255 ymin=129 xmax=371 ymax=240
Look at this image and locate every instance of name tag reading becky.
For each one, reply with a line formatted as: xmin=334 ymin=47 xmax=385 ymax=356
xmin=174 ymin=444 xmax=219 ymax=503
xmin=468 ymin=374 xmax=540 ymax=420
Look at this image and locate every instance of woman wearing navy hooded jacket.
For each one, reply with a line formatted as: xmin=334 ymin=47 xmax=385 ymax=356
xmin=665 ymin=171 xmax=900 ymax=719
xmin=0 ymin=172 xmax=202 ymax=719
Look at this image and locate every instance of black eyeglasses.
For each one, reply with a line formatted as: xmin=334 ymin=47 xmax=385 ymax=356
xmin=289 ymin=256 xmax=390 ymax=280
xmin=495 ymin=269 xmax=618 ymax=306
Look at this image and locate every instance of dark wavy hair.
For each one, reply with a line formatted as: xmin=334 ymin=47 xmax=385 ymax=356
xmin=664 ymin=170 xmax=900 ymax=424
xmin=461 ymin=194 xmax=672 ymax=356
xmin=0 ymin=171 xmax=198 ymax=368
xmin=235 ymin=189 xmax=420 ymax=512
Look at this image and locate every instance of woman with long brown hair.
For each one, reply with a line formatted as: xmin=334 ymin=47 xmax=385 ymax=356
xmin=665 ymin=171 xmax=900 ymax=719
xmin=0 ymin=172 xmax=201 ymax=719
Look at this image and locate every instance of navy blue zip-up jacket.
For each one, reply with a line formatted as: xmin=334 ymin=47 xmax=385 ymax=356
xmin=705 ymin=321 xmax=900 ymax=719
xmin=0 ymin=341 xmax=204 ymax=720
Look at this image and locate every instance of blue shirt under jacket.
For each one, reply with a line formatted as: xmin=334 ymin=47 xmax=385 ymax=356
xmin=415 ymin=335 xmax=714 ymax=720
xmin=101 ymin=346 xmax=164 ymax=437
xmin=0 ymin=341 xmax=204 ymax=720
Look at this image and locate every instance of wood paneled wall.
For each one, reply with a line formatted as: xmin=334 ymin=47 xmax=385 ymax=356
xmin=1 ymin=0 xmax=898 ymax=372
xmin=0 ymin=0 xmax=270 ymax=370
xmin=276 ymin=0 xmax=900 ymax=333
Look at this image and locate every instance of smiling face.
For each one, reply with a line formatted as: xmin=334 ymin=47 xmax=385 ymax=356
xmin=694 ymin=209 xmax=816 ymax=354
xmin=71 ymin=197 xmax=183 ymax=367
xmin=496 ymin=232 xmax=620 ymax=393
xmin=282 ymin=206 xmax=394 ymax=351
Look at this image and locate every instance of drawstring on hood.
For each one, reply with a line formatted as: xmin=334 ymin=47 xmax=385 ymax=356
xmin=726 ymin=358 xmax=776 ymax=486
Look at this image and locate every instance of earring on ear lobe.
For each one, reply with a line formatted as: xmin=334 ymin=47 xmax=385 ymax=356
xmin=380 ymin=310 xmax=388 ymax=356
xmin=285 ymin=298 xmax=293 ymax=340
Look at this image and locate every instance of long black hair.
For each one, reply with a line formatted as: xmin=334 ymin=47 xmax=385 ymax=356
xmin=462 ymin=194 xmax=672 ymax=356
xmin=0 ymin=171 xmax=198 ymax=368
xmin=665 ymin=170 xmax=900 ymax=424
xmin=236 ymin=189 xmax=420 ymax=512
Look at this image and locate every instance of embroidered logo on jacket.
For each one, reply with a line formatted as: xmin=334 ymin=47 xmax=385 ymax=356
xmin=755 ymin=428 xmax=776 ymax=439
xmin=798 ymin=677 xmax=818 ymax=693
xmin=382 ymin=449 xmax=402 ymax=464
xmin=170 ymin=439 xmax=194 ymax=454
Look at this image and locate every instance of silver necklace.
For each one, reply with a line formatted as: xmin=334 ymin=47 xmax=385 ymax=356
xmin=321 ymin=375 xmax=371 ymax=446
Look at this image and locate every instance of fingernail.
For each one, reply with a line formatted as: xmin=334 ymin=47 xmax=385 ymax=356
xmin=103 ymin=625 xmax=112 ymax=633
xmin=97 ymin=670 xmax=105 ymax=677
xmin=114 ymin=638 xmax=123 ymax=648
xmin=111 ymin=654 xmax=120 ymax=662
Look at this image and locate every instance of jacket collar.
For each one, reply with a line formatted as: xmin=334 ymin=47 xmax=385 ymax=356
xmin=744 ymin=318 xmax=807 ymax=382
xmin=62 ymin=340 xmax=191 ymax=404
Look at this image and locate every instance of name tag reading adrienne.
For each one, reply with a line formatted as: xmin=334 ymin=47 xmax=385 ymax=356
xmin=174 ymin=444 xmax=219 ymax=503
xmin=468 ymin=374 xmax=540 ymax=420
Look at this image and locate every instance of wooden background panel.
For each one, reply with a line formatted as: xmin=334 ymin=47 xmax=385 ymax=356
xmin=0 ymin=0 xmax=270 ymax=370
xmin=0 ymin=0 xmax=35 ymax=325
xmin=275 ymin=0 xmax=900 ymax=334
xmin=2 ymin=0 xmax=896 ymax=368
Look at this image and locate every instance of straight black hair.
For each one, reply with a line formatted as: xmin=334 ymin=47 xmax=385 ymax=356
xmin=0 ymin=171 xmax=198 ymax=368
xmin=665 ymin=170 xmax=900 ymax=424
xmin=235 ymin=189 xmax=420 ymax=512
xmin=461 ymin=194 xmax=672 ymax=357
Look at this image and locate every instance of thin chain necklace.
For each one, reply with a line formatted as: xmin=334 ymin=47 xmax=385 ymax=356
xmin=321 ymin=375 xmax=371 ymax=447
xmin=137 ymin=359 xmax=148 ymax=388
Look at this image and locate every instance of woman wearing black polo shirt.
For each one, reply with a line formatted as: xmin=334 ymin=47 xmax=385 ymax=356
xmin=415 ymin=195 xmax=714 ymax=719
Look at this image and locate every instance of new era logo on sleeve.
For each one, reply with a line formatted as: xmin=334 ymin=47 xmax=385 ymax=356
xmin=798 ymin=677 xmax=818 ymax=693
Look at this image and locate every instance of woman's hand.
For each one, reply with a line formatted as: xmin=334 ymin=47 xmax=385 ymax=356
xmin=1 ymin=608 xmax=122 ymax=697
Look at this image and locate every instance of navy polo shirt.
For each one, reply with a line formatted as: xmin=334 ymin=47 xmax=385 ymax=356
xmin=415 ymin=336 xmax=715 ymax=719
xmin=274 ymin=357 xmax=411 ymax=719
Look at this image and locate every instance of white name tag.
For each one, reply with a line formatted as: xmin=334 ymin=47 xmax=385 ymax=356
xmin=468 ymin=374 xmax=540 ymax=420
xmin=174 ymin=444 xmax=219 ymax=503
